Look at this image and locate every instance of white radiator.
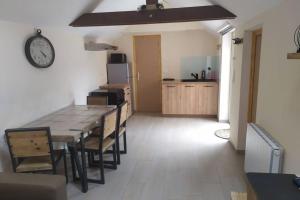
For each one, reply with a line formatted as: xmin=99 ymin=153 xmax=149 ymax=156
xmin=245 ymin=123 xmax=284 ymax=173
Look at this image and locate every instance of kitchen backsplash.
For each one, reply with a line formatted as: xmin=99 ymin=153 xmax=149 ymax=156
xmin=163 ymin=55 xmax=220 ymax=80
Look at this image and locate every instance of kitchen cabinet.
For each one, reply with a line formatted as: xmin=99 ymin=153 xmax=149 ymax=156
xmin=162 ymin=81 xmax=218 ymax=116
xmin=180 ymin=84 xmax=198 ymax=114
xmin=199 ymin=83 xmax=218 ymax=115
xmin=162 ymin=84 xmax=181 ymax=114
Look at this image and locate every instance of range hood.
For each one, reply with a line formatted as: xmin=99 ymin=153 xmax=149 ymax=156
xmin=84 ymin=42 xmax=118 ymax=51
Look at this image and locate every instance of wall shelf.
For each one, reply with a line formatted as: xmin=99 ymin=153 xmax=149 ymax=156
xmin=287 ymin=53 xmax=300 ymax=59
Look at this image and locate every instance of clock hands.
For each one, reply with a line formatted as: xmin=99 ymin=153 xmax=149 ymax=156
xmin=40 ymin=50 xmax=47 ymax=58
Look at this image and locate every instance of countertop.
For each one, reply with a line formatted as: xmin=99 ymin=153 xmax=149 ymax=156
xmin=162 ymin=80 xmax=218 ymax=84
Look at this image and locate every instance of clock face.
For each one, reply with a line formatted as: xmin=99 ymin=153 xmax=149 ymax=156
xmin=25 ymin=34 xmax=55 ymax=68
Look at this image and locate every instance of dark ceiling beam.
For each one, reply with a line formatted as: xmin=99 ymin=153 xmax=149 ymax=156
xmin=70 ymin=5 xmax=236 ymax=27
xmin=146 ymin=0 xmax=158 ymax=5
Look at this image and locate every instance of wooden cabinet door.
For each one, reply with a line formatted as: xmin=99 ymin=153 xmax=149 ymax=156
xmin=180 ymin=84 xmax=198 ymax=114
xmin=197 ymin=85 xmax=205 ymax=114
xmin=200 ymin=84 xmax=218 ymax=115
xmin=162 ymin=84 xmax=180 ymax=114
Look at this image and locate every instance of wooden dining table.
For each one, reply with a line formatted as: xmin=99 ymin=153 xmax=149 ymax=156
xmin=22 ymin=105 xmax=116 ymax=193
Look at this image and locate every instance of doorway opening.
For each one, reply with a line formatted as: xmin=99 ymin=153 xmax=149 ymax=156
xmin=215 ymin=27 xmax=234 ymax=140
xmin=248 ymin=29 xmax=262 ymax=123
xmin=219 ymin=31 xmax=233 ymax=123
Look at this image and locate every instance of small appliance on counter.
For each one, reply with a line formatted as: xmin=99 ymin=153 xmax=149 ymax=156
xmin=109 ymin=53 xmax=127 ymax=64
xmin=88 ymin=89 xmax=124 ymax=106
xmin=206 ymin=67 xmax=212 ymax=80
xmin=201 ymin=70 xmax=206 ymax=80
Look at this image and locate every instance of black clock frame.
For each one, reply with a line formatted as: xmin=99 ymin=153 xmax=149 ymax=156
xmin=25 ymin=29 xmax=55 ymax=68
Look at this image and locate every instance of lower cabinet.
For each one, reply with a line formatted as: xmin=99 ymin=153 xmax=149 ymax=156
xmin=199 ymin=84 xmax=219 ymax=115
xmin=162 ymin=84 xmax=181 ymax=114
xmin=162 ymin=82 xmax=218 ymax=115
xmin=180 ymin=84 xmax=198 ymax=115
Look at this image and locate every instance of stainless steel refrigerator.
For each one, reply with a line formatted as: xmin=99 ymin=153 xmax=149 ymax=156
xmin=107 ymin=63 xmax=132 ymax=84
xmin=107 ymin=63 xmax=134 ymax=111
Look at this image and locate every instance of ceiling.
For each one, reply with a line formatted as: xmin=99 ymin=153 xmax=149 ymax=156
xmin=0 ymin=0 xmax=283 ymax=41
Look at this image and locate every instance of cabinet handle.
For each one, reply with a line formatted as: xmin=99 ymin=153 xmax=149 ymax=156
xmin=167 ymin=85 xmax=176 ymax=88
xmin=185 ymin=86 xmax=195 ymax=88
xmin=204 ymin=86 xmax=214 ymax=88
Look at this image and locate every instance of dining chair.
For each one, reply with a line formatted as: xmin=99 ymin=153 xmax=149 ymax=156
xmin=89 ymin=102 xmax=128 ymax=165
xmin=74 ymin=108 xmax=118 ymax=184
xmin=5 ymin=127 xmax=68 ymax=182
xmin=115 ymin=101 xmax=129 ymax=164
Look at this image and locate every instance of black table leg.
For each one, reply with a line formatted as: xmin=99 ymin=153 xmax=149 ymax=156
xmin=69 ymin=134 xmax=88 ymax=193
xmin=80 ymin=133 xmax=88 ymax=193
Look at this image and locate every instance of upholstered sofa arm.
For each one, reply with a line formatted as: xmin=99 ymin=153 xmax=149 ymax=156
xmin=0 ymin=173 xmax=67 ymax=200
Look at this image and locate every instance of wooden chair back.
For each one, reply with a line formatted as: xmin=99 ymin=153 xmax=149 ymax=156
xmin=119 ymin=102 xmax=128 ymax=126
xmin=102 ymin=109 xmax=118 ymax=139
xmin=5 ymin=127 xmax=55 ymax=172
xmin=5 ymin=127 xmax=53 ymax=159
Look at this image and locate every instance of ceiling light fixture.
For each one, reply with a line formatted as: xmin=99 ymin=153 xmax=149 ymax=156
xmin=217 ymin=23 xmax=235 ymax=35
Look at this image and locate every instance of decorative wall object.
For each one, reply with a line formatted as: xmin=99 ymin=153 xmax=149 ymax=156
xmin=25 ymin=29 xmax=55 ymax=68
xmin=294 ymin=25 xmax=300 ymax=53
xmin=287 ymin=25 xmax=300 ymax=59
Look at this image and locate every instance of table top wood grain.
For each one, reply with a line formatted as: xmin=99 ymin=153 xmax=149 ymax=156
xmin=23 ymin=105 xmax=116 ymax=143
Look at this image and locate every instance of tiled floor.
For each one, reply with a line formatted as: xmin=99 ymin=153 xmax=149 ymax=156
xmin=68 ymin=113 xmax=247 ymax=200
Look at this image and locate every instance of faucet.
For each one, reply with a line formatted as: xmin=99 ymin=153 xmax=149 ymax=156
xmin=191 ymin=73 xmax=199 ymax=80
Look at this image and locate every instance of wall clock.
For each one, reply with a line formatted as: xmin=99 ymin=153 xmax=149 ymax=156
xmin=25 ymin=29 xmax=55 ymax=68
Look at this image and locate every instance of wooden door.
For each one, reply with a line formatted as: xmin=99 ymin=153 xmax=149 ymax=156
xmin=180 ymin=84 xmax=198 ymax=114
xmin=162 ymin=84 xmax=180 ymax=114
xmin=200 ymin=84 xmax=218 ymax=115
xmin=248 ymin=29 xmax=262 ymax=123
xmin=134 ymin=35 xmax=162 ymax=112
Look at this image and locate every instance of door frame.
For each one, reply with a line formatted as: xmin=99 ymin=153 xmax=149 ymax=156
xmin=247 ymin=29 xmax=262 ymax=123
xmin=132 ymin=34 xmax=163 ymax=112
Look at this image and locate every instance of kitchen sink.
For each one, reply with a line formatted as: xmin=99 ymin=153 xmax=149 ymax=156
xmin=181 ymin=79 xmax=216 ymax=82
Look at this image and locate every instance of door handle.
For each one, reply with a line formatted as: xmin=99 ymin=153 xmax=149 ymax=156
xmin=137 ymin=72 xmax=140 ymax=81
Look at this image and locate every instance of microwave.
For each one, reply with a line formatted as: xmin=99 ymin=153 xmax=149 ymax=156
xmin=110 ymin=53 xmax=127 ymax=63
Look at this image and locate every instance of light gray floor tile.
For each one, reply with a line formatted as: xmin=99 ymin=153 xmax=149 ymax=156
xmin=68 ymin=113 xmax=246 ymax=200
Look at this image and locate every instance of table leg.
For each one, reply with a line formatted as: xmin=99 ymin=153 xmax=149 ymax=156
xmin=68 ymin=146 xmax=77 ymax=182
xmin=69 ymin=134 xmax=88 ymax=193
xmin=80 ymin=133 xmax=88 ymax=193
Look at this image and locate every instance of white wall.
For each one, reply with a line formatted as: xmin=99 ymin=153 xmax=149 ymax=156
xmin=230 ymin=0 xmax=300 ymax=173
xmin=112 ymin=30 xmax=219 ymax=80
xmin=0 ymin=20 xmax=107 ymax=171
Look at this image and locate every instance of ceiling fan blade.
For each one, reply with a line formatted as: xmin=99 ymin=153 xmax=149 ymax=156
xmin=70 ymin=5 xmax=236 ymax=27
xmin=146 ymin=0 xmax=158 ymax=5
